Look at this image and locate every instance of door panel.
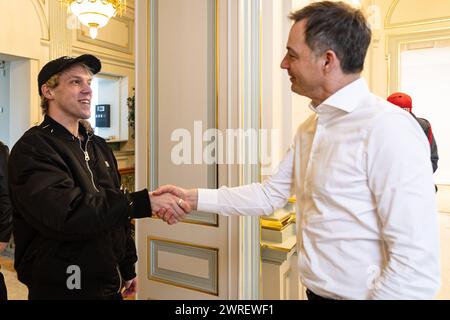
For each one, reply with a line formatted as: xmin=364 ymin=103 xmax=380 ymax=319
xmin=135 ymin=0 xmax=237 ymax=300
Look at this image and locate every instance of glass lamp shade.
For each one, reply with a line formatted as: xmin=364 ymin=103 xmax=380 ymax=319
xmin=70 ymin=0 xmax=117 ymax=39
xmin=348 ymin=0 xmax=361 ymax=7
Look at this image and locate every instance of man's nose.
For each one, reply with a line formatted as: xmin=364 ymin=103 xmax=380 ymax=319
xmin=280 ymin=56 xmax=288 ymax=69
xmin=82 ymin=82 xmax=92 ymax=94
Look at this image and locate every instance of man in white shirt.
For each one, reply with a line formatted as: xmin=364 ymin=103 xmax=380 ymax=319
xmin=154 ymin=1 xmax=440 ymax=299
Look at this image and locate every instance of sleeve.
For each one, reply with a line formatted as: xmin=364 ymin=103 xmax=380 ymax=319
xmin=8 ymin=136 xmax=151 ymax=242
xmin=366 ymin=113 xmax=440 ymax=299
xmin=417 ymin=118 xmax=438 ymax=173
xmin=428 ymin=127 xmax=439 ymax=173
xmin=0 ymin=144 xmax=12 ymax=243
xmin=198 ymin=145 xmax=295 ymax=216
xmin=109 ymin=148 xmax=152 ymax=219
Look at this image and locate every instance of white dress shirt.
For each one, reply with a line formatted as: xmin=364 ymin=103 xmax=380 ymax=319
xmin=198 ymin=78 xmax=440 ymax=299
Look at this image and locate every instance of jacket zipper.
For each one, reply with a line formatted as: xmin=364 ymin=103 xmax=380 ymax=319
xmin=78 ymin=137 xmax=99 ymax=192
xmin=78 ymin=136 xmax=121 ymax=295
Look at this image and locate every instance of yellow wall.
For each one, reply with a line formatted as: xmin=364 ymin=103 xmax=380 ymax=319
xmin=0 ymin=0 xmax=135 ymax=146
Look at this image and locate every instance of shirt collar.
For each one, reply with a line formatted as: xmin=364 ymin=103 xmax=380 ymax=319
xmin=40 ymin=115 xmax=89 ymax=141
xmin=308 ymin=78 xmax=370 ymax=114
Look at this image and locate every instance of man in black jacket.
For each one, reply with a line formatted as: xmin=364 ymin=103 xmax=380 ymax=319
xmin=387 ymin=92 xmax=439 ymax=173
xmin=8 ymin=54 xmax=190 ymax=300
xmin=0 ymin=141 xmax=12 ymax=300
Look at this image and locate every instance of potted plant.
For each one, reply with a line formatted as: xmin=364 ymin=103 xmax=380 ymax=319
xmin=127 ymin=88 xmax=135 ymax=139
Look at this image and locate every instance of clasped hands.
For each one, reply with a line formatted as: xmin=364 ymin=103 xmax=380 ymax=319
xmin=149 ymin=185 xmax=198 ymax=225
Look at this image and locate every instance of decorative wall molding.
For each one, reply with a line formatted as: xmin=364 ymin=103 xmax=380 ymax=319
xmin=71 ymin=47 xmax=134 ymax=68
xmin=386 ymin=27 xmax=450 ymax=93
xmin=76 ymin=16 xmax=133 ymax=54
xmin=124 ymin=0 xmax=135 ymax=13
xmin=261 ymin=247 xmax=293 ymax=265
xmin=237 ymin=0 xmax=262 ymax=300
xmin=181 ymin=211 xmax=218 ymax=227
xmin=49 ymin=0 xmax=72 ymax=58
xmin=147 ymin=237 xmax=219 ymax=295
xmin=31 ymin=0 xmax=50 ymax=41
xmin=385 ymin=0 xmax=450 ymax=29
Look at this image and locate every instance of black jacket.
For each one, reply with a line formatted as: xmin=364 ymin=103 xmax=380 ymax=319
xmin=414 ymin=116 xmax=438 ymax=173
xmin=8 ymin=115 xmax=151 ymax=299
xmin=0 ymin=141 xmax=12 ymax=243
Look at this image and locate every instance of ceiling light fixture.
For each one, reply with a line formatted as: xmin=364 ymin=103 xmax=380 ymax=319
xmin=61 ymin=0 xmax=127 ymax=39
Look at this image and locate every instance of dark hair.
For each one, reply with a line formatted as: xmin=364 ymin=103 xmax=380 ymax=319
xmin=289 ymin=1 xmax=371 ymax=74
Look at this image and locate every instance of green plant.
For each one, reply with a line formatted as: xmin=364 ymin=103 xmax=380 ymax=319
xmin=127 ymin=88 xmax=135 ymax=139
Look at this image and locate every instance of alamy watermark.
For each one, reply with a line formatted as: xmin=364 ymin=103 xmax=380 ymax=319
xmin=170 ymin=121 xmax=281 ymax=175
xmin=66 ymin=265 xmax=81 ymax=290
xmin=366 ymin=265 xmax=381 ymax=290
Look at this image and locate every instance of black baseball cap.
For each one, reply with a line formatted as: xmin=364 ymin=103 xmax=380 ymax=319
xmin=38 ymin=54 xmax=101 ymax=96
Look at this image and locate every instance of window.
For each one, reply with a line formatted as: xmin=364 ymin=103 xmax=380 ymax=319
xmin=401 ymin=43 xmax=450 ymax=184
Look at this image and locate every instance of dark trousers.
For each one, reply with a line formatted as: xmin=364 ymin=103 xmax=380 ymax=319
xmin=306 ymin=288 xmax=334 ymax=301
xmin=0 ymin=272 xmax=7 ymax=300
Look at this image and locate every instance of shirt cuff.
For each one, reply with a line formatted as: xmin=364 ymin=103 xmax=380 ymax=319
xmin=197 ymin=188 xmax=219 ymax=213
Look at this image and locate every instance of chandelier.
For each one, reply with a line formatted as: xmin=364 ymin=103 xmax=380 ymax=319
xmin=61 ymin=0 xmax=127 ymax=39
xmin=348 ymin=0 xmax=361 ymax=7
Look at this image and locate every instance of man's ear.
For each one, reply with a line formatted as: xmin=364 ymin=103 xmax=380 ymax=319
xmin=41 ymin=84 xmax=54 ymax=100
xmin=322 ymin=50 xmax=339 ymax=72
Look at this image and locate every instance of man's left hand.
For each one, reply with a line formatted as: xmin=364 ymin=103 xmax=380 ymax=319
xmin=122 ymin=277 xmax=137 ymax=299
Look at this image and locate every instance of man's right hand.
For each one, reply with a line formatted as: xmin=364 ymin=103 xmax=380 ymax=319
xmin=153 ymin=185 xmax=198 ymax=210
xmin=149 ymin=191 xmax=193 ymax=225
xmin=152 ymin=185 xmax=198 ymax=224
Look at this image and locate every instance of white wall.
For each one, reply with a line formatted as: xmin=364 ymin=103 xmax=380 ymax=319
xmin=0 ymin=0 xmax=45 ymax=144
xmin=0 ymin=0 xmax=136 ymax=149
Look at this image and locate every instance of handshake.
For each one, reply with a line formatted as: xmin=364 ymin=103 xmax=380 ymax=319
xmin=148 ymin=185 xmax=198 ymax=225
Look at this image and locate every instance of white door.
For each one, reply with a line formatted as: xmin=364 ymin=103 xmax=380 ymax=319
xmin=135 ymin=0 xmax=240 ymax=300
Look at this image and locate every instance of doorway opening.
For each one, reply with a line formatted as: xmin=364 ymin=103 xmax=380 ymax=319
xmin=0 ymin=53 xmax=39 ymax=150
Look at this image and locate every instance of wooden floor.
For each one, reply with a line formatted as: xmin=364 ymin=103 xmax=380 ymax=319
xmin=1 ymin=205 xmax=449 ymax=300
xmin=0 ymin=255 xmax=137 ymax=300
xmin=0 ymin=255 xmax=28 ymax=300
